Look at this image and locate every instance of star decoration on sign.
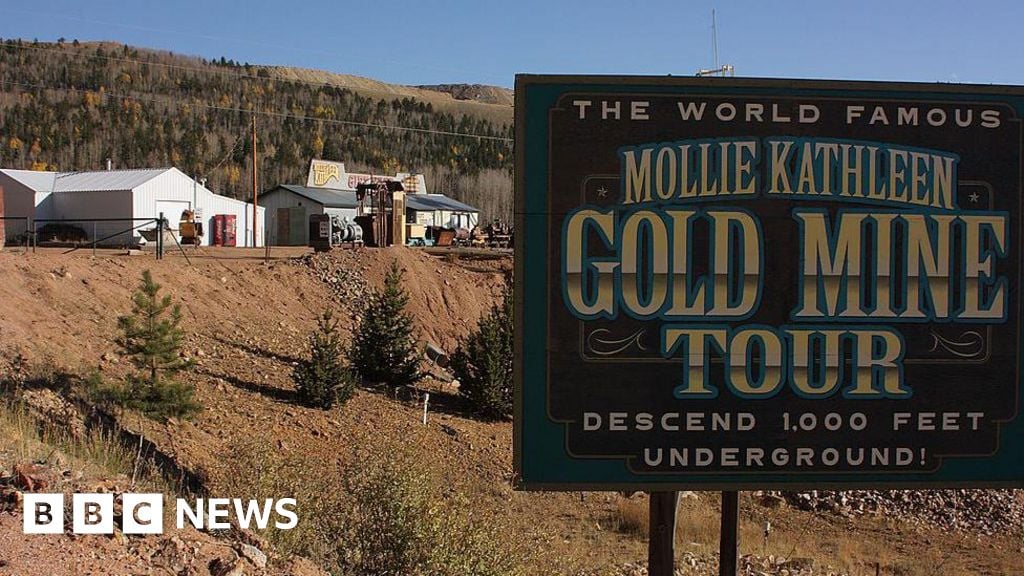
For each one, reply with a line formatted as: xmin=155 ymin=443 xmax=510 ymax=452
xmin=596 ymin=186 xmax=608 ymax=198
xmin=968 ymin=191 xmax=980 ymax=203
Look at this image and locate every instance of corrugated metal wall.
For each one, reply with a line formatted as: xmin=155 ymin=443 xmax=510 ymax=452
xmin=132 ymin=168 xmax=264 ymax=247
xmin=324 ymin=207 xmax=357 ymax=220
xmin=53 ymin=189 xmax=135 ymax=245
xmin=0 ymin=173 xmax=39 ymax=221
xmin=207 ymin=192 xmax=264 ymax=247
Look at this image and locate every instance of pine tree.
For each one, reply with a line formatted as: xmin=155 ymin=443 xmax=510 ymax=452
xmin=450 ymin=287 xmax=513 ymax=420
xmin=351 ymin=261 xmax=422 ymax=388
xmin=110 ymin=269 xmax=199 ymax=420
xmin=293 ymin=310 xmax=356 ymax=409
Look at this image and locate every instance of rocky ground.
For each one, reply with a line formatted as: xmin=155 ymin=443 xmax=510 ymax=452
xmin=772 ymin=490 xmax=1024 ymax=536
xmin=581 ymin=553 xmax=844 ymax=576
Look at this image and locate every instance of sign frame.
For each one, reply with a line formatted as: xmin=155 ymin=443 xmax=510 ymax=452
xmin=514 ymin=74 xmax=1024 ymax=492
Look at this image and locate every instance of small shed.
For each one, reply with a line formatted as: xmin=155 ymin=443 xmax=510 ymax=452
xmin=259 ymin=184 xmax=359 ymax=246
xmin=405 ymin=194 xmax=480 ymax=230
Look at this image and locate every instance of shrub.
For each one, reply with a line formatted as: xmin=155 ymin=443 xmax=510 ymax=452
xmin=95 ymin=270 xmax=198 ymax=420
xmin=293 ymin=310 xmax=356 ymax=409
xmin=450 ymin=287 xmax=513 ymax=419
xmin=342 ymin=455 xmax=523 ymax=576
xmin=219 ymin=438 xmax=525 ymax=576
xmin=350 ymin=261 xmax=421 ymax=388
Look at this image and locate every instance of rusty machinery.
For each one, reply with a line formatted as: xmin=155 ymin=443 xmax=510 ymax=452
xmin=309 ymin=213 xmax=364 ymax=252
xmin=485 ymin=220 xmax=512 ymax=249
xmin=355 ymin=180 xmax=405 ymax=247
xmin=179 ymin=209 xmax=203 ymax=245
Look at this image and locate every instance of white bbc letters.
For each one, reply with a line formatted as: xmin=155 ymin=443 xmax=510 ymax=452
xmin=122 ymin=493 xmax=164 ymax=534
xmin=22 ymin=493 xmax=64 ymax=534
xmin=72 ymin=493 xmax=114 ymax=534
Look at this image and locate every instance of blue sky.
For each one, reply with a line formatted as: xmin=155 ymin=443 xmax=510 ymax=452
xmin=1 ymin=1 xmax=1021 ymax=88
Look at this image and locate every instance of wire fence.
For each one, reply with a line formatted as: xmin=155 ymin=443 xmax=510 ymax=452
xmin=1 ymin=217 xmax=168 ymax=256
xmin=2 ymin=214 xmax=288 ymax=263
xmin=33 ymin=217 xmax=159 ymax=249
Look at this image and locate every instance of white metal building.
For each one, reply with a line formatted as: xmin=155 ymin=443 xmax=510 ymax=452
xmin=0 ymin=167 xmax=263 ymax=247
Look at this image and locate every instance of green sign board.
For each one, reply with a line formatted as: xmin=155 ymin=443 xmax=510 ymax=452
xmin=514 ymin=75 xmax=1024 ymax=490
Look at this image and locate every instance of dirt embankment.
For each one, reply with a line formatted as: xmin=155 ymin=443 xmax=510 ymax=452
xmin=0 ymin=246 xmax=507 ymax=366
xmin=0 ymin=246 xmax=535 ymax=574
xmin=1 ymin=246 xmax=1022 ymax=576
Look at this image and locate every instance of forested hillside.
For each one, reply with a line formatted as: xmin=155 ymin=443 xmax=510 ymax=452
xmin=0 ymin=39 xmax=513 ymax=220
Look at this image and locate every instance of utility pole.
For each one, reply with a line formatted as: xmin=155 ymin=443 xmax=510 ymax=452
xmin=252 ymin=114 xmax=258 ymax=248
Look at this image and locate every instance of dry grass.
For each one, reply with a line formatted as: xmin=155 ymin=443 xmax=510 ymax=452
xmin=606 ymin=494 xmax=984 ymax=575
xmin=612 ymin=497 xmax=648 ymax=537
xmin=610 ymin=495 xmax=724 ymax=545
xmin=0 ymin=397 xmax=176 ymax=495
xmin=676 ymin=498 xmax=724 ymax=547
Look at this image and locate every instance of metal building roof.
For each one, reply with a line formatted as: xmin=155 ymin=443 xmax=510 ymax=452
xmin=0 ymin=168 xmax=172 ymax=192
xmin=53 ymin=168 xmax=170 ymax=192
xmin=405 ymin=194 xmax=478 ymax=213
xmin=0 ymin=169 xmax=57 ymax=192
xmin=274 ymin=185 xmax=359 ymax=209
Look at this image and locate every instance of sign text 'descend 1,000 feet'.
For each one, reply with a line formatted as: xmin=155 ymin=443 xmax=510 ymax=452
xmin=513 ymin=76 xmax=1024 ymax=490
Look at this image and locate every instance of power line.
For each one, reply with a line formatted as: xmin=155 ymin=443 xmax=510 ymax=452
xmin=0 ymin=79 xmax=513 ymax=143
xmin=209 ymin=132 xmax=245 ymax=174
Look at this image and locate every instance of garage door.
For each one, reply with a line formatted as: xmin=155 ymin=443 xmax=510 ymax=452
xmin=155 ymin=200 xmax=191 ymax=223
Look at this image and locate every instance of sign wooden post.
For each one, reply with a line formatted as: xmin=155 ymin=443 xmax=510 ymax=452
xmin=719 ymin=491 xmax=739 ymax=576
xmin=647 ymin=491 xmax=678 ymax=576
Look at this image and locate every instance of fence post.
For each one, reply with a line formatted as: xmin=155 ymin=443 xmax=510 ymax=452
xmin=29 ymin=217 xmax=35 ymax=253
xmin=264 ymin=222 xmax=270 ymax=263
xmin=157 ymin=213 xmax=164 ymax=260
xmin=92 ymin=221 xmax=97 ymax=257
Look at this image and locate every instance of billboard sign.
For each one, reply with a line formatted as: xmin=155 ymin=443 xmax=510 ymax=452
xmin=306 ymin=159 xmax=346 ymax=188
xmin=514 ymin=76 xmax=1024 ymax=490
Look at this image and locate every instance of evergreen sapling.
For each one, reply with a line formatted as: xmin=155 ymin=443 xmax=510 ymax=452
xmin=293 ymin=310 xmax=356 ymax=409
xmin=105 ymin=270 xmax=199 ymax=420
xmin=351 ymin=261 xmax=422 ymax=388
xmin=451 ymin=287 xmax=513 ymax=420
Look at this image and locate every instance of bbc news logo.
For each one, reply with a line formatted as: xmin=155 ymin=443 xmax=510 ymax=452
xmin=23 ymin=493 xmax=298 ymax=534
